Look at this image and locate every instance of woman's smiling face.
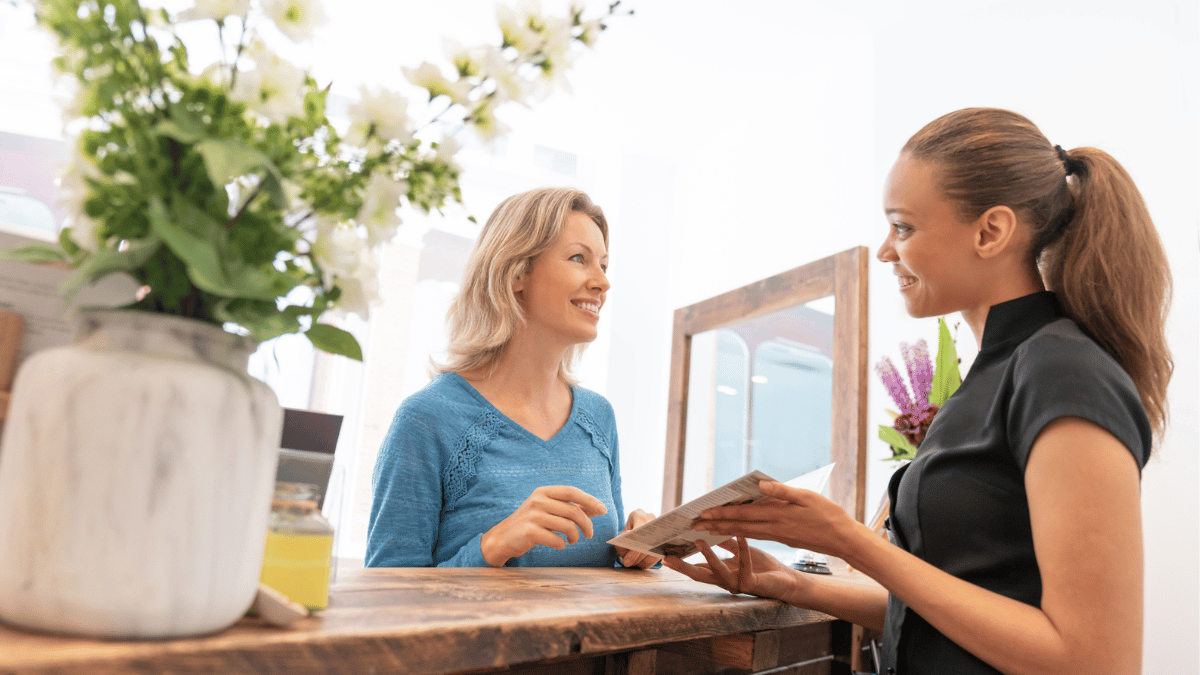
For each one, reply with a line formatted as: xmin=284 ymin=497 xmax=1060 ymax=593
xmin=515 ymin=210 xmax=610 ymax=346
xmin=877 ymin=154 xmax=983 ymax=319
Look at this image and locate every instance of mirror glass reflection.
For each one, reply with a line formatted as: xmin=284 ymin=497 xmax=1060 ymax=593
xmin=681 ymin=296 xmax=836 ymax=560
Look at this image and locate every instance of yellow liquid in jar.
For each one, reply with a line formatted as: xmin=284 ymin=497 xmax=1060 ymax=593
xmin=260 ymin=530 xmax=333 ymax=611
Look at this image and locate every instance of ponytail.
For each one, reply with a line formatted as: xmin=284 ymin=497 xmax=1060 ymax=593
xmin=1041 ymin=148 xmax=1172 ymax=440
xmin=904 ymin=108 xmax=1172 ymax=443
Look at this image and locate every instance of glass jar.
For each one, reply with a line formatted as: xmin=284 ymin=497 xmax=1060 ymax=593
xmin=260 ymin=482 xmax=334 ymax=612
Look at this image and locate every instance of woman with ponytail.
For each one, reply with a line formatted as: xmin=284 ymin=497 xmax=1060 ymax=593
xmin=664 ymin=108 xmax=1171 ymax=675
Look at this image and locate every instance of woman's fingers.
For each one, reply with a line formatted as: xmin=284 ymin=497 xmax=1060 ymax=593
xmin=696 ymin=540 xmax=739 ymax=592
xmin=536 ymin=486 xmax=607 ymax=517
xmin=530 ymin=494 xmax=599 ymax=539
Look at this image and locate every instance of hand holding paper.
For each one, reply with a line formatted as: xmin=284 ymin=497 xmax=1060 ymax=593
xmin=607 ymin=463 xmax=836 ymax=559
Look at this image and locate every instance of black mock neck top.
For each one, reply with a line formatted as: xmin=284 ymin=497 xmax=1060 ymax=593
xmin=879 ymin=291 xmax=1151 ymax=675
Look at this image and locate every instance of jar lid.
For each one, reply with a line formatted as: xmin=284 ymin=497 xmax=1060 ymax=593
xmin=273 ymin=481 xmax=320 ymax=501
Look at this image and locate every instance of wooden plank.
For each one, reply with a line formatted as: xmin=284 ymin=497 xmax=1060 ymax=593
xmin=0 ymin=568 xmax=841 ymax=675
xmin=661 ymin=310 xmax=691 ymax=511
xmin=0 ymin=310 xmax=22 ymax=392
xmin=605 ymin=650 xmax=656 ymax=675
xmin=658 ymin=630 xmax=779 ymax=671
xmin=676 ymin=257 xmax=835 ymax=336
xmin=830 ymin=247 xmax=869 ymax=521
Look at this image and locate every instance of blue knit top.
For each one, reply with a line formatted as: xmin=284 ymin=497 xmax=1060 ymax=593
xmin=365 ymin=373 xmax=625 ymax=567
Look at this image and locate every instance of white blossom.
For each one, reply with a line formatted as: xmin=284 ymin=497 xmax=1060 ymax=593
xmin=358 ymin=171 xmax=407 ymax=244
xmin=344 ymin=85 xmax=414 ymax=147
xmin=576 ymin=18 xmax=603 ymax=47
xmin=434 ymin=134 xmax=461 ymax=166
xmin=56 ymin=149 xmax=103 ymax=251
xmin=534 ymin=16 xmax=575 ymax=94
xmin=495 ymin=3 xmax=542 ymax=57
xmin=402 ymin=62 xmax=471 ymax=105
xmin=261 ymin=0 xmax=327 ymax=43
xmin=179 ymin=0 xmax=250 ymax=22
xmin=481 ymin=46 xmax=528 ymax=105
xmin=230 ymin=42 xmax=307 ymax=122
xmin=312 ymin=219 xmax=380 ymax=319
xmin=466 ymin=97 xmax=510 ymax=146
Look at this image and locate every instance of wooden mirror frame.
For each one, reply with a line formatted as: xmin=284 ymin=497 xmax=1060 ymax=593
xmin=661 ymin=246 xmax=870 ymax=521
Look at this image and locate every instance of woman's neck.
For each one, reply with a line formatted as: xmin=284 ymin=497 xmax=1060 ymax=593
xmin=462 ymin=330 xmax=571 ymax=411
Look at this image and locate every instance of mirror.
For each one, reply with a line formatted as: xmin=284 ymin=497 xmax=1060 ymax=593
xmin=663 ymin=247 xmax=869 ymax=526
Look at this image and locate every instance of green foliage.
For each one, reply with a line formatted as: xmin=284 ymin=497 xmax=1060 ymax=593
xmin=878 ymin=425 xmax=919 ymax=461
xmin=929 ymin=317 xmax=962 ymax=407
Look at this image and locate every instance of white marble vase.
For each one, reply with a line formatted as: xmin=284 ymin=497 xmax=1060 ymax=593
xmin=0 ymin=309 xmax=283 ymax=638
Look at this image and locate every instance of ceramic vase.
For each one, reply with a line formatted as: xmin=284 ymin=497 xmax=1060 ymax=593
xmin=0 ymin=309 xmax=283 ymax=638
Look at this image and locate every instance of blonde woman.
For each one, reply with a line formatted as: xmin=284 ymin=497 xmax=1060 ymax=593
xmin=366 ymin=187 xmax=657 ymax=569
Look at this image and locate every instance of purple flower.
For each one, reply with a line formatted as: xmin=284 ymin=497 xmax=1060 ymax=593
xmin=875 ymin=356 xmax=914 ymax=415
xmin=901 ymin=339 xmax=934 ymax=409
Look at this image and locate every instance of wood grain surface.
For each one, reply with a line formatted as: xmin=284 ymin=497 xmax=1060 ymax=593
xmin=0 ymin=567 xmax=844 ymax=675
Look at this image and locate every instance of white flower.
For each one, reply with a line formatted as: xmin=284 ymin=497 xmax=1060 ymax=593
xmin=230 ymin=42 xmax=307 ymax=122
xmin=402 ymin=62 xmax=471 ymax=105
xmin=312 ymin=219 xmax=380 ymax=319
xmin=179 ymin=0 xmax=250 ymax=22
xmin=434 ymin=134 xmax=461 ymax=166
xmin=495 ymin=3 xmax=542 ymax=57
xmin=56 ymin=149 xmax=103 ymax=251
xmin=576 ymin=18 xmax=603 ymax=47
xmin=466 ymin=97 xmax=510 ymax=146
xmin=481 ymin=46 xmax=528 ymax=105
xmin=444 ymin=39 xmax=487 ymax=78
xmin=534 ymin=16 xmax=575 ymax=93
xmin=357 ymin=171 xmax=407 ymax=244
xmin=345 ymin=85 xmax=414 ymax=147
xmin=261 ymin=0 xmax=327 ymax=42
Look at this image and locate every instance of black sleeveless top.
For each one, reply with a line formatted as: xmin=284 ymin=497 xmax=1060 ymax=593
xmin=879 ymin=291 xmax=1151 ymax=674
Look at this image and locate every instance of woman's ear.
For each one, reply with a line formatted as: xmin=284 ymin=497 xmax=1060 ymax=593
xmin=973 ymin=205 xmax=1019 ymax=260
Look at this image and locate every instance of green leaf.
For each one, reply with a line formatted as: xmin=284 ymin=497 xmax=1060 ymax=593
xmin=305 ymin=323 xmax=362 ymax=361
xmin=215 ymin=300 xmax=305 ymax=342
xmin=0 ymin=243 xmax=69 ymax=265
xmin=154 ymin=118 xmax=206 ymax=144
xmin=148 ymin=197 xmax=280 ymax=301
xmin=194 ymin=139 xmax=286 ymax=209
xmin=878 ymin=425 xmax=919 ymax=461
xmin=60 ymin=236 xmax=161 ymax=303
xmin=929 ymin=317 xmax=962 ymax=407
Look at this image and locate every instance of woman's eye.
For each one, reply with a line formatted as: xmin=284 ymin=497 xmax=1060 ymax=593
xmin=892 ymin=223 xmax=911 ymax=235
xmin=569 ymin=253 xmax=585 ymax=263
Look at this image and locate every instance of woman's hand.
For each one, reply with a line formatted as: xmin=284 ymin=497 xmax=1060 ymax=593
xmin=480 ymin=486 xmax=607 ymax=567
xmin=692 ymin=480 xmax=860 ymax=558
xmin=662 ymin=537 xmax=801 ymax=601
xmin=614 ymin=509 xmax=662 ymax=569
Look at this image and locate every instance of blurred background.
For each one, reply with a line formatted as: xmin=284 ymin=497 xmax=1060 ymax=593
xmin=0 ymin=0 xmax=1195 ymax=671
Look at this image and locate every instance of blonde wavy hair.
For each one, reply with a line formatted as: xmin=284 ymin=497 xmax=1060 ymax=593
xmin=434 ymin=187 xmax=608 ymax=384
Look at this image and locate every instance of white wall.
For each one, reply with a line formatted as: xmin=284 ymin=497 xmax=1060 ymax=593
xmin=0 ymin=0 xmax=1194 ymax=670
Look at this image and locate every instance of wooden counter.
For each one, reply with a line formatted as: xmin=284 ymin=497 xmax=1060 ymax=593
xmin=0 ymin=567 xmax=869 ymax=675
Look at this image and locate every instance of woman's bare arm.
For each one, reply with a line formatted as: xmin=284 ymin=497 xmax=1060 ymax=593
xmin=691 ymin=416 xmax=1143 ymax=675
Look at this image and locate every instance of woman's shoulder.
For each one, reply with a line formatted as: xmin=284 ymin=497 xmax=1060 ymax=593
xmin=1014 ymin=318 xmax=1133 ymax=386
xmin=392 ymin=374 xmax=490 ymax=431
xmin=571 ymin=385 xmax=616 ymax=420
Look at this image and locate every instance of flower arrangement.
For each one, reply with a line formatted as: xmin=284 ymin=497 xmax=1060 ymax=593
xmin=4 ymin=0 xmax=626 ymax=360
xmin=875 ymin=317 xmax=962 ymax=460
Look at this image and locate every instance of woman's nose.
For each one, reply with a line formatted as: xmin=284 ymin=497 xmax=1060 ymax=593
xmin=876 ymin=236 xmax=897 ymax=263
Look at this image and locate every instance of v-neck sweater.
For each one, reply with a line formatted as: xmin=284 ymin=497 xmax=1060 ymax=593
xmin=366 ymin=373 xmax=625 ymax=568
xmin=879 ymin=291 xmax=1151 ymax=674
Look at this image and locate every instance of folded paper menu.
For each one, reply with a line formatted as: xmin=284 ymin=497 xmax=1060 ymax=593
xmin=608 ymin=463 xmax=835 ymax=558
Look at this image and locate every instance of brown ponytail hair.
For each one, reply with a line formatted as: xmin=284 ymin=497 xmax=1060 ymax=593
xmin=904 ymin=108 xmax=1172 ymax=442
